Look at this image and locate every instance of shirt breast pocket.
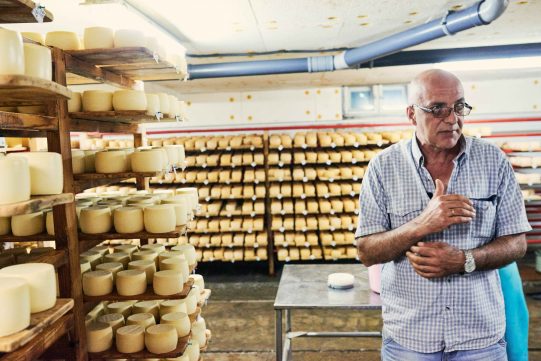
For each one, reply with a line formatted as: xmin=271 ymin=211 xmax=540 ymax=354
xmin=471 ymin=194 xmax=497 ymax=239
xmin=388 ymin=203 xmax=424 ymax=229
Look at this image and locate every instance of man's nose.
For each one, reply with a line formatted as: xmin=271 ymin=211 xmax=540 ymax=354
xmin=442 ymin=110 xmax=458 ymax=125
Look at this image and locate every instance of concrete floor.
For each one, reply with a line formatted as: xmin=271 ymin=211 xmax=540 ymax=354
xmin=197 ymin=258 xmax=541 ymax=361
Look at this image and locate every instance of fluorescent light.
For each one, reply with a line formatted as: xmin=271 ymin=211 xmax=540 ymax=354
xmin=436 ymin=56 xmax=541 ymax=71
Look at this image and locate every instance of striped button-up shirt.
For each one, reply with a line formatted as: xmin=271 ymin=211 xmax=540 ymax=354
xmin=355 ymin=135 xmax=531 ymax=353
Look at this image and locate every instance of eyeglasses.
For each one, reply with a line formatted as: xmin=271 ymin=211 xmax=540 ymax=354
xmin=412 ymin=102 xmax=472 ymax=118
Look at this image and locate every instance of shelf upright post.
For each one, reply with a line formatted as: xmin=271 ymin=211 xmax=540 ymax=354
xmin=264 ymin=131 xmax=275 ymax=275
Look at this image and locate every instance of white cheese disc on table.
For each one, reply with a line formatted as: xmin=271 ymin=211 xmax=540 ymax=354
xmin=45 ymin=210 xmax=54 ymax=235
xmin=82 ymin=90 xmax=113 ymax=112
xmin=71 ymin=149 xmax=85 ymax=175
xmin=95 ymin=262 xmax=123 ymax=282
xmin=171 ymin=244 xmax=197 ymax=267
xmin=79 ymin=206 xmax=112 ymax=234
xmin=0 ymin=263 xmax=56 ymax=313
xmin=45 ymin=31 xmax=81 ymax=50
xmin=11 ymin=211 xmax=44 ymax=236
xmin=97 ymin=312 xmax=125 ymax=333
xmin=84 ymin=27 xmax=114 ymax=49
xmin=189 ymin=274 xmax=205 ymax=290
xmin=0 ymin=29 xmax=24 ymax=75
xmin=191 ymin=316 xmax=207 ymax=346
xmin=144 ymin=205 xmax=176 ymax=233
xmin=114 ymin=29 xmax=145 ymax=48
xmin=0 ymin=278 xmax=30 ymax=337
xmin=106 ymin=302 xmax=132 ymax=318
xmin=146 ymin=93 xmax=160 ymax=116
xmin=145 ymin=324 xmax=178 ymax=354
xmin=159 ymin=299 xmax=187 ymax=317
xmin=103 ymin=252 xmax=130 ymax=269
xmin=128 ymin=259 xmax=156 ymax=285
xmin=86 ymin=321 xmax=113 ymax=353
xmin=126 ymin=312 xmax=156 ymax=329
xmin=21 ymin=32 xmax=44 ymax=44
xmin=11 ymin=152 xmax=63 ymax=195
xmin=0 ymin=155 xmax=30 ymax=205
xmin=23 ymin=43 xmax=52 ymax=81
xmin=133 ymin=300 xmax=160 ymax=321
xmin=95 ymin=150 xmax=129 ymax=173
xmin=82 ymin=270 xmax=113 ymax=296
xmin=157 ymin=93 xmax=170 ymax=115
xmin=116 ymin=269 xmax=147 ymax=296
xmin=184 ymin=340 xmax=200 ymax=361
xmin=130 ymin=149 xmax=163 ymax=172
xmin=116 ymin=324 xmax=145 ymax=353
xmin=80 ymin=250 xmax=103 ymax=270
xmin=327 ymin=273 xmax=355 ymax=289
xmin=160 ymin=312 xmax=190 ymax=338
xmin=113 ymin=90 xmax=147 ymax=111
xmin=159 ymin=257 xmax=189 ymax=283
xmin=0 ymin=216 xmax=11 ymax=235
xmin=152 ymin=270 xmax=183 ymax=296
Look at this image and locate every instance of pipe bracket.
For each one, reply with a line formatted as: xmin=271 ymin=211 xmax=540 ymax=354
xmin=440 ymin=10 xmax=456 ymax=36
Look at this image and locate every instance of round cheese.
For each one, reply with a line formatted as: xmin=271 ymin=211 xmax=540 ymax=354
xmin=126 ymin=312 xmax=156 ymax=329
xmin=106 ymin=302 xmax=132 ymax=318
xmin=83 ymin=150 xmax=97 ymax=172
xmin=113 ymin=244 xmax=138 ymax=256
xmin=82 ymin=270 xmax=113 ymax=296
xmin=71 ymin=149 xmax=85 ymax=175
xmin=184 ymin=340 xmax=200 ymax=361
xmin=86 ymin=321 xmax=113 ymax=353
xmin=116 ymin=325 xmax=145 ymax=353
xmin=141 ymin=244 xmax=166 ymax=254
xmin=11 ymin=211 xmax=44 ymax=236
xmin=103 ymin=252 xmax=130 ymax=269
xmin=145 ymin=324 xmax=177 ymax=354
xmin=79 ymin=206 xmax=112 ymax=234
xmin=45 ymin=31 xmax=80 ymax=50
xmin=95 ymin=150 xmax=129 ymax=173
xmin=175 ymin=188 xmax=198 ymax=211
xmin=132 ymin=250 xmax=159 ymax=265
xmin=0 ymin=29 xmax=24 ymax=75
xmin=189 ymin=274 xmax=205 ymax=290
xmin=0 ymin=263 xmax=56 ymax=313
xmin=82 ymin=90 xmax=113 ymax=112
xmin=133 ymin=300 xmax=160 ymax=321
xmin=84 ymin=27 xmax=114 ymax=49
xmin=128 ymin=260 xmax=156 ymax=285
xmin=0 ymin=278 xmax=30 ymax=337
xmin=185 ymin=288 xmax=198 ymax=314
xmin=160 ymin=312 xmax=190 ymax=338
xmin=113 ymin=90 xmax=147 ymax=111
xmin=114 ymin=29 xmax=145 ymax=48
xmin=146 ymin=93 xmax=160 ymax=116
xmin=95 ymin=262 xmax=123 ymax=282
xmin=191 ymin=317 xmax=207 ymax=346
xmin=80 ymin=260 xmax=91 ymax=274
xmin=157 ymin=93 xmax=170 ymax=115
xmin=159 ymin=257 xmax=189 ymax=284
xmin=171 ymin=245 xmax=197 ymax=267
xmin=159 ymin=299 xmax=187 ymax=317
xmin=12 ymin=152 xmax=63 ymax=195
xmin=23 ymin=43 xmax=52 ymax=81
xmin=21 ymin=32 xmax=44 ymax=44
xmin=116 ymin=270 xmax=146 ymax=296
xmin=45 ymin=210 xmax=54 ymax=235
xmin=144 ymin=205 xmax=176 ymax=233
xmin=168 ymin=95 xmax=179 ymax=117
xmin=80 ymin=250 xmax=102 ymax=269
xmin=163 ymin=145 xmax=179 ymax=167
xmin=0 ymin=217 xmax=11 ymax=235
xmin=130 ymin=149 xmax=164 ymax=172
xmin=327 ymin=272 xmax=355 ymax=289
xmin=152 ymin=270 xmax=183 ymax=296
xmin=158 ymin=251 xmax=185 ymax=264
xmin=0 ymin=155 xmax=30 ymax=205
xmin=160 ymin=198 xmax=189 ymax=226
xmin=97 ymin=312 xmax=125 ymax=333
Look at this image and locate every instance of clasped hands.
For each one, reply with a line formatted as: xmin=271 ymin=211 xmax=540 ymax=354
xmin=406 ymin=179 xmax=475 ymax=279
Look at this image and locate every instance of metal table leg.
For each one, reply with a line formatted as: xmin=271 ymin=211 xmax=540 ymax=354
xmin=276 ymin=309 xmax=282 ymax=361
xmin=285 ymin=309 xmax=292 ymax=360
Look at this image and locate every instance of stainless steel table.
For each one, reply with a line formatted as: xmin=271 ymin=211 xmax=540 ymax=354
xmin=274 ymin=264 xmax=382 ymax=361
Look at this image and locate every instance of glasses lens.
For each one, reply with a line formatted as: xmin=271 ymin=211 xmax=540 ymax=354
xmin=454 ymin=103 xmax=471 ymax=116
xmin=433 ymin=106 xmax=452 ymax=118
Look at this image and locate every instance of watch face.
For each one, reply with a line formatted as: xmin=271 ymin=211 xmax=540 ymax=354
xmin=465 ymin=261 xmax=475 ymax=273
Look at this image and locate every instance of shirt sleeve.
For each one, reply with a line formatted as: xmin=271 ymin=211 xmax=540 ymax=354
xmin=495 ymin=158 xmax=532 ymax=238
xmin=355 ymin=160 xmax=390 ymax=238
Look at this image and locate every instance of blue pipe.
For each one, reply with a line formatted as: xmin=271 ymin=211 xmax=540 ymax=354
xmin=188 ymin=0 xmax=507 ymax=80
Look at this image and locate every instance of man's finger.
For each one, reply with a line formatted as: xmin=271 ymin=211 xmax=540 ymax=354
xmin=406 ymin=251 xmax=439 ymax=266
xmin=440 ymin=194 xmax=473 ymax=206
xmin=434 ymin=179 xmax=446 ymax=197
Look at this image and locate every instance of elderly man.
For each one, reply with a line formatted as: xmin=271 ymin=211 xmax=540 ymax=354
xmin=355 ymin=69 xmax=531 ymax=360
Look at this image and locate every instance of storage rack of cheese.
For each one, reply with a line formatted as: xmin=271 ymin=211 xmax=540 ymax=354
xmin=0 ymin=7 xmax=82 ymax=359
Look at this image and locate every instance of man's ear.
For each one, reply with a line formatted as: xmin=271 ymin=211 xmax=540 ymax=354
xmin=407 ymin=105 xmax=416 ymax=126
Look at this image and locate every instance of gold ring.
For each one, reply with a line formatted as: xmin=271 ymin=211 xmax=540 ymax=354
xmin=451 ymin=209 xmax=455 ymax=215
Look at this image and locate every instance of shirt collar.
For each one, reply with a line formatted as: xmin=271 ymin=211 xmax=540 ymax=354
xmin=411 ymin=132 xmax=470 ymax=168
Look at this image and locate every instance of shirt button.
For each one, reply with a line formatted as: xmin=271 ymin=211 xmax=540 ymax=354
xmin=447 ymin=278 xmax=451 ymax=283
xmin=445 ymin=306 xmax=450 ymax=310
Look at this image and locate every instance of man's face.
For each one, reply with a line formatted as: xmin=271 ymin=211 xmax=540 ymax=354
xmin=408 ymin=76 xmax=464 ymax=150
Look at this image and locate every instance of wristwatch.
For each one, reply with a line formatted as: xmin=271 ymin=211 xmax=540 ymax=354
xmin=464 ymin=250 xmax=476 ymax=273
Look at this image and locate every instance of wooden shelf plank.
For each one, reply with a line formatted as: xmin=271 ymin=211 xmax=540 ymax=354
xmin=70 ymin=110 xmax=177 ymax=124
xmin=0 ymin=75 xmax=71 ymax=107
xmin=83 ymin=278 xmax=193 ymax=302
xmin=0 ymin=193 xmax=74 ymax=218
xmin=66 ymin=47 xmax=167 ymax=67
xmin=64 ymin=53 xmax=137 ymax=89
xmin=88 ymin=334 xmax=190 ymax=360
xmin=0 ymin=111 xmax=57 ymax=131
xmin=74 ymin=171 xmax=160 ymax=193
xmin=0 ymin=0 xmax=53 ymax=23
xmin=0 ymin=298 xmax=73 ymax=353
xmin=78 ymin=225 xmax=187 ymax=242
xmin=69 ymin=117 xmax=139 ymax=134
xmin=0 ymin=233 xmax=56 ymax=243
xmin=20 ymin=249 xmax=67 ymax=269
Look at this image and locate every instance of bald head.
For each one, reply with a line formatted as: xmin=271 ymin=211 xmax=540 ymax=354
xmin=408 ymin=69 xmax=463 ymax=105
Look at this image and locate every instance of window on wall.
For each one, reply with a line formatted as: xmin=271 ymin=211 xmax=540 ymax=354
xmin=343 ymin=84 xmax=408 ymax=117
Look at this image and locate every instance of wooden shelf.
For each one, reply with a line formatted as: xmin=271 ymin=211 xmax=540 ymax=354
xmin=78 ymin=225 xmax=187 ymax=242
xmin=70 ymin=110 xmax=178 ymax=124
xmin=21 ymin=249 xmax=67 ymax=269
xmin=69 ymin=117 xmax=139 ymax=134
xmin=0 ymin=193 xmax=74 ymax=218
xmin=87 ymin=334 xmax=190 ymax=360
xmin=0 ymin=111 xmax=58 ymax=131
xmin=185 ymin=146 xmax=264 ymax=155
xmin=194 ymin=243 xmax=267 ymax=250
xmin=269 ymin=193 xmax=358 ymax=200
xmin=0 ymin=299 xmax=73 ymax=353
xmin=74 ymin=171 xmax=161 ymax=193
xmin=83 ymin=279 xmax=193 ymax=302
xmin=0 ymin=0 xmax=53 ymax=23
xmin=0 ymin=75 xmax=71 ymax=107
xmin=0 ymin=233 xmax=56 ymax=243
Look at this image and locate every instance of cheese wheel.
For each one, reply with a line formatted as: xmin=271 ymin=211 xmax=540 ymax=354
xmin=145 ymin=324 xmax=178 ymax=354
xmin=168 ymin=95 xmax=179 ymax=117
xmin=95 ymin=150 xmax=129 ymax=173
xmin=144 ymin=205 xmax=176 ymax=233
xmin=153 ymin=270 xmax=183 ymax=296
xmin=23 ymin=43 xmax=52 ymax=80
xmin=128 ymin=260 xmax=156 ymax=285
xmin=158 ymin=251 xmax=184 ymax=265
xmin=116 ymin=325 xmax=145 ymax=353
xmin=116 ymin=270 xmax=146 ymax=296
xmin=45 ymin=31 xmax=80 ymax=50
xmin=126 ymin=312 xmax=156 ymax=329
xmin=159 ymin=257 xmax=189 ymax=284
xmin=82 ymin=90 xmax=113 ymax=112
xmin=80 ymin=250 xmax=102 ymax=270
xmin=82 ymin=270 xmax=113 ymax=296
xmin=133 ymin=300 xmax=160 ymax=321
xmin=171 ymin=244 xmax=197 ymax=266
xmin=189 ymin=274 xmax=205 ymax=290
xmin=79 ymin=259 xmax=90 ymax=275
xmin=22 ymin=32 xmax=44 ymax=44
xmin=0 ymin=263 xmax=56 ymax=313
xmin=112 ymin=206 xmax=144 ymax=233
xmin=11 ymin=211 xmax=44 ymax=236
xmin=159 ymin=299 xmax=187 ymax=317
xmin=103 ymin=252 xmax=130 ymax=269
xmin=130 ymin=149 xmax=164 ymax=172
xmin=160 ymin=312 xmax=190 ymax=338
xmin=44 ymin=210 xmax=55 ymax=235
xmin=95 ymin=262 xmax=123 ymax=282
xmin=191 ymin=317 xmax=207 ymax=346
xmin=113 ymin=90 xmax=147 ymax=111
xmin=0 ymin=29 xmax=24 ymax=75
xmin=0 ymin=278 xmax=30 ymax=337
xmin=86 ymin=321 xmax=113 ymax=353
xmin=184 ymin=288 xmax=198 ymax=314
xmin=84 ymin=27 xmax=114 ymax=49
xmin=0 ymin=155 xmax=30 ymax=205
xmin=79 ymin=206 xmax=112 ymax=234
xmin=146 ymin=93 xmax=160 ymax=116
xmin=157 ymin=93 xmax=170 ymax=115
xmin=12 ymin=152 xmax=62 ymax=195
xmin=0 ymin=217 xmax=11 ymax=235
xmin=185 ymin=340 xmax=200 ymax=361
xmin=67 ymin=92 xmax=82 ymax=113
xmin=132 ymin=250 xmax=159 ymax=265
xmin=114 ymin=29 xmax=145 ymax=48
xmin=106 ymin=302 xmax=132 ymax=318
xmin=97 ymin=312 xmax=125 ymax=333
xmin=113 ymin=244 xmax=138 ymax=256
xmin=71 ymin=149 xmax=85 ymax=175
